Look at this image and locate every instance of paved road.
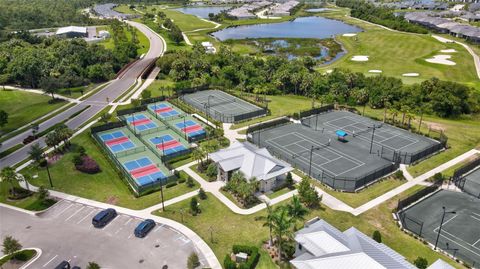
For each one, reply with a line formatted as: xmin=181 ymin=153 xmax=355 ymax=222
xmin=0 ymin=21 xmax=164 ymax=169
xmin=0 ymin=201 xmax=206 ymax=268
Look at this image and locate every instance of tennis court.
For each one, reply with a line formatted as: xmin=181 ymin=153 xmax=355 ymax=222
xmin=458 ymin=166 xmax=480 ymax=198
xmin=181 ymin=90 xmax=266 ymax=123
xmin=147 ymin=102 xmax=184 ymax=120
xmin=99 ymin=130 xmax=136 ymax=153
xmin=301 ymin=111 xmax=442 ymax=164
xmin=123 ymin=157 xmax=167 ymax=186
xmin=399 ymin=190 xmax=480 ymax=266
xmin=125 ymin=113 xmax=158 ymax=132
xmin=250 ymin=122 xmax=395 ymax=191
xmin=141 ymin=128 xmax=189 ymax=158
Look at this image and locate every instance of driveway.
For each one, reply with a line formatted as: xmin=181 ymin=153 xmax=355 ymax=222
xmin=0 ymin=201 xmax=206 ymax=268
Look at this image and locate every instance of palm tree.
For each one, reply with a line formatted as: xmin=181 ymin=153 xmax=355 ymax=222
xmin=286 ymin=195 xmax=308 ymax=223
xmin=390 ymin=108 xmax=399 ymax=124
xmin=255 ymin=202 xmax=275 ymax=246
xmin=28 ymin=143 xmax=44 ymax=163
xmin=406 ymin=112 xmax=415 ymax=130
xmin=192 ymin=148 xmax=206 ymax=166
xmin=272 ymin=206 xmax=294 ymax=260
xmin=45 ymin=132 xmax=60 ymax=151
xmin=0 ymin=167 xmax=22 ymax=197
xmin=55 ymin=125 xmax=73 ymax=147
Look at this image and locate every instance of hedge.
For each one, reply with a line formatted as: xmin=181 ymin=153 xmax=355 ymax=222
xmin=223 ymin=245 xmax=260 ymax=269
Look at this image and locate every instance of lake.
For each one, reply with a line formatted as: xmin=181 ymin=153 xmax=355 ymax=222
xmin=211 ymin=16 xmax=362 ymax=41
xmin=174 ymin=6 xmax=231 ymax=19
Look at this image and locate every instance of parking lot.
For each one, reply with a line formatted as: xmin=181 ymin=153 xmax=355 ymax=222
xmin=0 ymin=200 xmax=206 ymax=268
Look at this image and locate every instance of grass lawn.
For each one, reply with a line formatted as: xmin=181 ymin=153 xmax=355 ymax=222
xmin=0 ymin=90 xmax=66 ymax=135
xmin=97 ymin=25 xmax=149 ymax=56
xmin=266 ymin=186 xmax=295 ymax=199
xmin=231 ymin=93 xmax=314 ymax=129
xmin=0 ymin=182 xmax=56 ymax=211
xmin=146 ymin=78 xmax=175 ymax=97
xmin=22 ymin=131 xmax=198 ymax=210
xmin=313 ymin=176 xmax=406 ymax=208
xmin=156 ymin=186 xmax=463 ymax=269
xmin=0 ymin=249 xmax=37 ymax=267
xmin=317 ymin=8 xmax=478 ymax=86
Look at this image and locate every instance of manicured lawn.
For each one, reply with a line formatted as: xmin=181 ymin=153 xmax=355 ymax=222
xmin=159 ymin=9 xmax=216 ymax=32
xmin=156 ymin=186 xmax=463 ymax=269
xmin=231 ymin=93 xmax=314 ymax=129
xmin=266 ymin=186 xmax=295 ymax=199
xmin=22 ymin=131 xmax=198 ymax=210
xmin=313 ymin=176 xmax=406 ymax=208
xmin=0 ymin=249 xmax=37 ymax=266
xmin=146 ymin=78 xmax=175 ymax=97
xmin=0 ymin=182 xmax=56 ymax=211
xmin=97 ymin=25 xmax=149 ymax=56
xmin=316 ymin=8 xmax=478 ymax=86
xmin=0 ymin=90 xmax=66 ymax=135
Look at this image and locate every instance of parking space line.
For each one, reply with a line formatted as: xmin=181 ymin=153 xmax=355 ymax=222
xmin=54 ymin=203 xmax=74 ymax=218
xmin=124 ymin=218 xmax=133 ymax=226
xmin=42 ymin=255 xmax=58 ymax=267
xmin=65 ymin=206 xmax=85 ymax=222
xmin=76 ymin=208 xmax=96 ymax=224
xmin=115 ymin=227 xmax=123 ymax=234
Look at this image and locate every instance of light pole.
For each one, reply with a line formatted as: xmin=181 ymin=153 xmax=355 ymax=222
xmin=131 ymin=113 xmax=136 ymax=134
xmin=207 ymin=95 xmax=214 ymax=125
xmin=369 ymin=124 xmax=379 ymax=154
xmin=156 ymin=136 xmax=165 ymax=156
xmin=44 ymin=153 xmax=53 ymax=187
xmin=434 ymin=206 xmax=456 ymax=250
xmin=159 ymin=177 xmax=165 ymax=211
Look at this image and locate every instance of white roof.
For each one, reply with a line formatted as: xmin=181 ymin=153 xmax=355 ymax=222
xmin=291 ymin=252 xmax=386 ymax=269
xmin=427 ymin=259 xmax=455 ymax=269
xmin=201 ymin=41 xmax=213 ymax=47
xmin=295 ymin=231 xmax=350 ymax=256
xmin=210 ymin=142 xmax=292 ymax=181
xmin=56 ymin=26 xmax=87 ymax=35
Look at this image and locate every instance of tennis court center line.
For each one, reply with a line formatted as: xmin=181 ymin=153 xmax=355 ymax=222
xmin=437 ymin=229 xmax=480 ymax=256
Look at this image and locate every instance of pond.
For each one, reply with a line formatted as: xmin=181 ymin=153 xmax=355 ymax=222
xmin=174 ymin=6 xmax=231 ymax=19
xmin=211 ymin=16 xmax=362 ymax=41
xmin=305 ymin=8 xmax=333 ymax=12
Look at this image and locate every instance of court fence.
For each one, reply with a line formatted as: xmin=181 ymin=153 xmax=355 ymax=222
xmin=246 ymin=117 xmax=290 ymax=135
xmin=117 ymin=105 xmax=148 ymax=117
xmin=396 ymin=185 xmax=440 ymax=212
xmin=295 ymin=104 xmax=335 ymax=119
xmin=452 ymin=156 xmax=480 ymax=198
xmin=399 ymin=212 xmax=425 ymax=236
xmin=250 ymin=136 xmax=398 ymax=192
xmin=90 ymin=122 xmax=125 ymax=134
xmin=141 ymin=96 xmax=167 ymax=105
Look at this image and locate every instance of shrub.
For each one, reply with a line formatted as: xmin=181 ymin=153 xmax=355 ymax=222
xmin=413 ymin=257 xmax=428 ymax=269
xmin=166 ymin=182 xmax=177 ymax=188
xmin=372 ymin=230 xmax=382 ymax=243
xmin=75 ymin=155 xmax=100 ymax=174
xmin=38 ymin=158 xmax=48 ymax=167
xmin=186 ymin=177 xmax=195 ymax=188
xmin=190 ymin=197 xmax=200 ymax=215
xmin=206 ymin=163 xmax=217 ymax=179
xmin=198 ymin=188 xmax=207 ymax=200
xmin=393 ymin=170 xmax=404 ymax=180
xmin=72 ymin=154 xmax=84 ymax=166
xmin=298 ymin=177 xmax=320 ymax=208
xmin=76 ymin=146 xmax=86 ymax=156
xmin=224 ymin=255 xmax=236 ymax=269
xmin=231 ymin=245 xmax=260 ymax=269
xmin=285 ymin=172 xmax=294 ymax=189
xmin=432 ymin=173 xmax=444 ymax=184
xmin=37 ymin=186 xmax=49 ymax=202
xmin=178 ymin=178 xmax=186 ymax=183
xmin=187 ymin=252 xmax=200 ymax=269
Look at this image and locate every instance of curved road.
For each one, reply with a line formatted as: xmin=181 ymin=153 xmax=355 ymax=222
xmin=0 ymin=21 xmax=163 ymax=168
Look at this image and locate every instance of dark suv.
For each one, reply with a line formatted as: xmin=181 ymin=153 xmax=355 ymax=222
xmin=92 ymin=208 xmax=117 ymax=228
xmin=134 ymin=219 xmax=156 ymax=238
xmin=54 ymin=261 xmax=70 ymax=269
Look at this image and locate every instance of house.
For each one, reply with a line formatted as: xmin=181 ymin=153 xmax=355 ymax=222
xmin=99 ymin=30 xmax=111 ymax=39
xmin=201 ymin=41 xmax=216 ymax=54
xmin=210 ymin=142 xmax=293 ymax=192
xmin=291 ymin=218 xmax=454 ymax=269
xmin=55 ymin=26 xmax=87 ymax=38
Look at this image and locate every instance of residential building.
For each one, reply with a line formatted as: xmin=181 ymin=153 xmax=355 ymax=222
xmin=291 ymin=218 xmax=454 ymax=269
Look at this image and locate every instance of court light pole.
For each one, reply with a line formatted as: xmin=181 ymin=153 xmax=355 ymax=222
xmin=434 ymin=206 xmax=456 ymax=250
xmin=158 ymin=177 xmax=165 ymax=211
xmin=183 ymin=115 xmax=187 ymax=140
xmin=131 ymin=113 xmax=136 ymax=134
xmin=369 ymin=125 xmax=377 ymax=154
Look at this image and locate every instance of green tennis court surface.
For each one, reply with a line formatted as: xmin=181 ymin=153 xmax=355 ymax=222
xmin=400 ymin=190 xmax=480 ymax=266
xmin=181 ymin=90 xmax=266 ymax=123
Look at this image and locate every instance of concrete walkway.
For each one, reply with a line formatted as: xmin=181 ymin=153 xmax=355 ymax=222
xmin=223 ymin=123 xmax=247 ymax=143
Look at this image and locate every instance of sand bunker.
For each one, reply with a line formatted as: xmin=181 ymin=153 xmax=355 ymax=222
xmin=351 ymin=55 xmax=369 ymax=62
xmin=402 ymin=73 xmax=419 ymax=77
xmin=368 ymin=70 xmax=382 ymax=73
xmin=440 ymin=49 xmax=457 ymax=53
xmin=425 ymin=55 xmax=456 ymax=66
xmin=343 ymin=33 xmax=357 ymax=37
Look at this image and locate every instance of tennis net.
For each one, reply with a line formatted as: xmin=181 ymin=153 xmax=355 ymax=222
xmin=353 ymin=124 xmax=383 ymax=137
xmin=292 ymin=141 xmax=330 ymax=159
xmin=206 ymin=98 xmax=236 ymax=108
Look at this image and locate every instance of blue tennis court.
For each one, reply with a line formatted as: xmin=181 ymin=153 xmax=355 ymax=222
xmin=123 ymin=157 xmax=167 ymax=186
xmin=149 ymin=135 xmax=187 ymax=155
xmin=175 ymin=120 xmax=206 ymax=137
xmin=99 ymin=131 xmax=135 ymax=153
xmin=126 ymin=114 xmax=158 ymax=131
xmin=149 ymin=104 xmax=180 ymax=118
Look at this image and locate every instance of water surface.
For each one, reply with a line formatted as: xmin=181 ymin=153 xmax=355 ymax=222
xmin=174 ymin=6 xmax=231 ymax=18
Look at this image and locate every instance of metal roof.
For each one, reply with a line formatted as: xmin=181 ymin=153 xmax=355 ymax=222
xmin=55 ymin=26 xmax=87 ymax=35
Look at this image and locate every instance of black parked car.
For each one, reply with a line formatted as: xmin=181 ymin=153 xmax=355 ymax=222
xmin=134 ymin=219 xmax=156 ymax=238
xmin=54 ymin=261 xmax=70 ymax=269
xmin=92 ymin=208 xmax=117 ymax=228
